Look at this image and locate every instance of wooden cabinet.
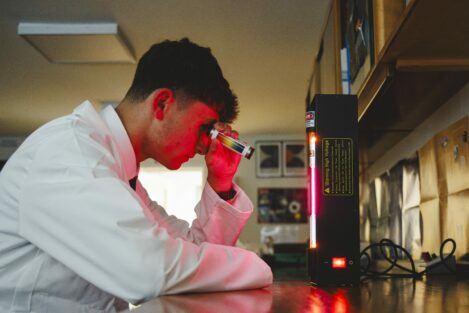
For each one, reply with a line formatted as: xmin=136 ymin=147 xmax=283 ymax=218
xmin=419 ymin=117 xmax=469 ymax=254
xmin=310 ymin=0 xmax=342 ymax=96
xmin=310 ymin=0 xmax=469 ymax=170
xmin=311 ymin=1 xmax=469 ymax=255
xmin=359 ymin=0 xmax=469 ymax=168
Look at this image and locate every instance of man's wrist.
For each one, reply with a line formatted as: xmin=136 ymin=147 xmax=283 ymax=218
xmin=216 ymin=187 xmax=237 ymax=201
xmin=207 ymin=175 xmax=233 ymax=193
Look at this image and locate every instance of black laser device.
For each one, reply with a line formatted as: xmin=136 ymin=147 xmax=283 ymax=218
xmin=306 ymin=94 xmax=360 ymax=286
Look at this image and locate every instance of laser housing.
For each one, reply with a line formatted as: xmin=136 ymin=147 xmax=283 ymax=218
xmin=307 ymin=94 xmax=360 ymax=286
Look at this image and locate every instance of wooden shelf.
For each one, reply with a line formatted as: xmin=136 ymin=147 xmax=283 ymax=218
xmin=358 ymin=0 xmax=469 ymax=167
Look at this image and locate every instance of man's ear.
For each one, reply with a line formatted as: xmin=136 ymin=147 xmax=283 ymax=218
xmin=152 ymin=88 xmax=174 ymax=120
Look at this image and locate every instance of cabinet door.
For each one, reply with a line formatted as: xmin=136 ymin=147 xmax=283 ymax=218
xmin=420 ymin=199 xmax=441 ymax=254
xmin=443 ymin=117 xmax=469 ymax=194
xmin=418 ymin=137 xmax=439 ymax=202
xmin=447 ymin=192 xmax=469 ymax=257
xmin=318 ymin=0 xmax=342 ymax=94
xmin=434 ymin=116 xmax=469 ymax=239
xmin=435 ymin=128 xmax=449 ymax=198
xmin=372 ymin=0 xmax=405 ymax=57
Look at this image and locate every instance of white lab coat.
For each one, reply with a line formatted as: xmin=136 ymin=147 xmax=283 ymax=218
xmin=0 ymin=101 xmax=272 ymax=313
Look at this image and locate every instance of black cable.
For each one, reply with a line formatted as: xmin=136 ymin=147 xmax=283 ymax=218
xmin=419 ymin=238 xmax=457 ymax=275
xmin=360 ymin=238 xmax=456 ymax=282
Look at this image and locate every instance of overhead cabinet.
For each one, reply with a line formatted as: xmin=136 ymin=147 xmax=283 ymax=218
xmin=309 ymin=0 xmax=469 ymax=169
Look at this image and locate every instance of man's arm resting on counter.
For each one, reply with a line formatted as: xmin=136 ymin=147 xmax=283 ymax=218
xmin=19 ymin=176 xmax=272 ymax=303
xmin=137 ymin=180 xmax=253 ymax=246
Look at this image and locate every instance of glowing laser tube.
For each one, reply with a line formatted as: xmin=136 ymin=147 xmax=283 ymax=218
xmin=308 ymin=132 xmax=317 ymax=249
xmin=306 ymin=108 xmax=317 ymax=249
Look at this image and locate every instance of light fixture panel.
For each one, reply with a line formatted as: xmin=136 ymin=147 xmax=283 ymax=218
xmin=18 ymin=22 xmax=135 ymax=64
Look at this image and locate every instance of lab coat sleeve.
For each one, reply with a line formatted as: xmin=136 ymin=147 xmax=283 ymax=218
xmin=138 ymin=181 xmax=253 ymax=246
xmin=17 ymin=139 xmax=272 ymax=303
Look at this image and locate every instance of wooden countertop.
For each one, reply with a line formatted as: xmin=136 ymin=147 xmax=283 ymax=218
xmin=123 ymin=276 xmax=469 ymax=313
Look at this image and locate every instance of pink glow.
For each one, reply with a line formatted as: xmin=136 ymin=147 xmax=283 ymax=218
xmin=308 ymin=132 xmax=317 ymax=249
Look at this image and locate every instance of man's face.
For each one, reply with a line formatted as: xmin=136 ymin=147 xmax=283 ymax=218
xmin=149 ymin=99 xmax=220 ymax=170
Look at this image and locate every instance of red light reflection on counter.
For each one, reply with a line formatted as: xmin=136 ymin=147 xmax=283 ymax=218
xmin=304 ymin=287 xmax=351 ymax=313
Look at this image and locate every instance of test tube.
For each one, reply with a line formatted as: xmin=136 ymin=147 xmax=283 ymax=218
xmin=210 ymin=128 xmax=255 ymax=159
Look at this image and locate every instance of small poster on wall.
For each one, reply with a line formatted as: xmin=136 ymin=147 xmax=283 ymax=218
xmin=256 ymin=141 xmax=282 ymax=177
xmin=257 ymin=188 xmax=308 ymax=224
xmin=282 ymin=141 xmax=307 ymax=176
xmin=255 ymin=140 xmax=307 ymax=177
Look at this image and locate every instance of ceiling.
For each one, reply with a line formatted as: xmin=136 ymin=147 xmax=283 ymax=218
xmin=0 ymin=0 xmax=329 ymax=137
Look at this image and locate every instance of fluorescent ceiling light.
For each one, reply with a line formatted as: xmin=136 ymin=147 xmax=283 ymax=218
xmin=18 ymin=22 xmax=135 ymax=64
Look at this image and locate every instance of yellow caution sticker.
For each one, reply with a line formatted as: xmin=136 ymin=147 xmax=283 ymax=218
xmin=322 ymin=138 xmax=353 ymax=196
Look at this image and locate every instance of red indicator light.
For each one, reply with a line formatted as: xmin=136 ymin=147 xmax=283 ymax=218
xmin=332 ymin=257 xmax=346 ymax=269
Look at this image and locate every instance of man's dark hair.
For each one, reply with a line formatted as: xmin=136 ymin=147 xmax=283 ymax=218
xmin=125 ymin=38 xmax=238 ymax=123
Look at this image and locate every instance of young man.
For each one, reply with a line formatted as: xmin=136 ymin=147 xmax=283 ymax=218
xmin=0 ymin=38 xmax=272 ymax=313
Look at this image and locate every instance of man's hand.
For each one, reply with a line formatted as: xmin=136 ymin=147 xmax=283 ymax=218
xmin=205 ymin=123 xmax=241 ymax=193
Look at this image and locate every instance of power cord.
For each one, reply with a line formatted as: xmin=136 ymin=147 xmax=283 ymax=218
xmin=360 ymin=238 xmax=456 ymax=282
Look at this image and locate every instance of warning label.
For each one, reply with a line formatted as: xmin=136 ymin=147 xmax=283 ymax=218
xmin=322 ymin=138 xmax=353 ymax=196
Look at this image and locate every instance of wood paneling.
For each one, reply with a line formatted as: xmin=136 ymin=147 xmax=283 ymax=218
xmin=447 ymin=191 xmax=469 ymax=257
xmin=372 ymin=0 xmax=405 ymax=58
xmin=420 ymin=199 xmax=441 ymax=254
xmin=418 ymin=137 xmax=439 ymax=202
xmin=442 ymin=117 xmax=469 ymax=194
xmin=419 ymin=117 xmax=469 ymax=250
xmin=319 ymin=0 xmax=342 ymax=94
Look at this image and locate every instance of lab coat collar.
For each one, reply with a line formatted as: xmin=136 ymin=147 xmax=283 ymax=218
xmin=72 ymin=100 xmax=138 ymax=181
xmin=100 ymin=103 xmax=138 ymax=180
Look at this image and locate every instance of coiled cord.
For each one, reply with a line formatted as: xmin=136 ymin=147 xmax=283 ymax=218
xmin=360 ymin=238 xmax=456 ymax=282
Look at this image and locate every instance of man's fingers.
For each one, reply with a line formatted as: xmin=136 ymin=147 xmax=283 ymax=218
xmin=208 ymin=138 xmax=219 ymax=154
xmin=213 ymin=123 xmax=240 ymax=141
xmin=231 ymin=130 xmax=239 ymax=139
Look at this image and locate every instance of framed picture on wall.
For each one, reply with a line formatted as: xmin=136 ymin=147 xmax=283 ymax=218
xmin=255 ymin=141 xmax=281 ymax=177
xmin=257 ymin=188 xmax=308 ymax=223
xmin=282 ymin=141 xmax=307 ymax=176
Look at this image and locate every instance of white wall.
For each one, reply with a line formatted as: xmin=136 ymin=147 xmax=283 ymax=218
xmin=142 ymin=133 xmax=309 ymax=252
xmin=235 ymin=133 xmax=308 ymax=251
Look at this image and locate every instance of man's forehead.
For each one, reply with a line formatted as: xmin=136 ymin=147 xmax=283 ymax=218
xmin=195 ymin=101 xmax=220 ymax=121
